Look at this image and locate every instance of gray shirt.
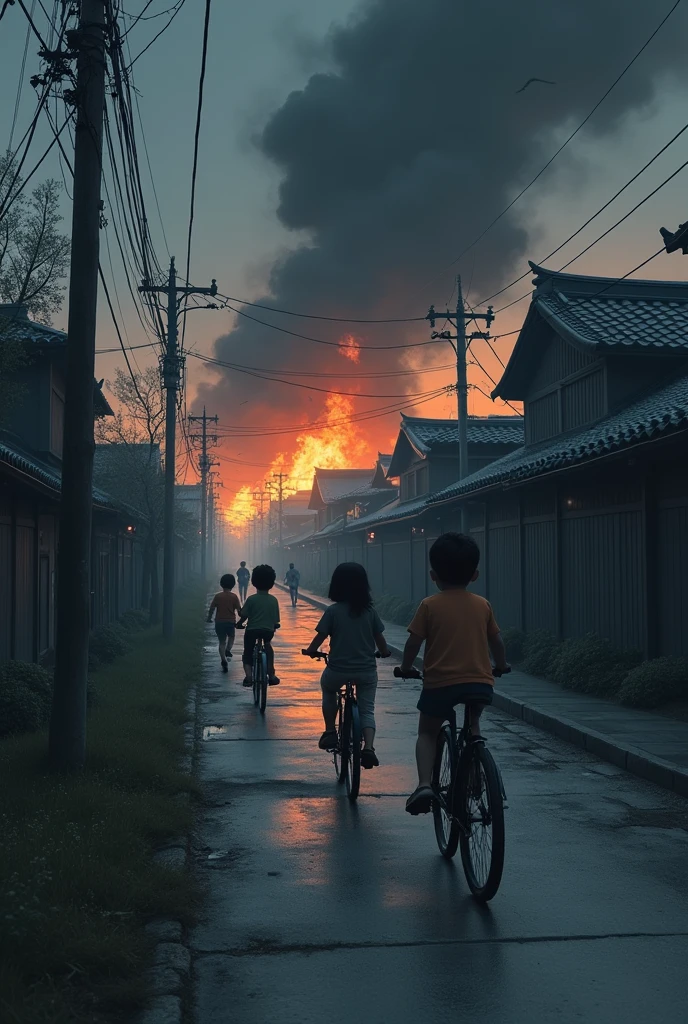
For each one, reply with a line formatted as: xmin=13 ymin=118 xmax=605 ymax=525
xmin=316 ymin=602 xmax=385 ymax=675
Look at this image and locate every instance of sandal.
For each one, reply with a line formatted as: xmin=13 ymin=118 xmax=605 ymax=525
xmin=361 ymin=748 xmax=379 ymax=769
xmin=405 ymin=785 xmax=434 ymax=815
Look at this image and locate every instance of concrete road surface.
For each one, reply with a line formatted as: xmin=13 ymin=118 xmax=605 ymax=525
xmin=192 ymin=601 xmax=688 ymax=1024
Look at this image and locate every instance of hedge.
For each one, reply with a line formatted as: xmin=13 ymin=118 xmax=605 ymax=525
xmin=618 ymin=657 xmax=688 ymax=708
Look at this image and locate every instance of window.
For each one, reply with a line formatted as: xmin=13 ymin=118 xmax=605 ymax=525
xmin=401 ymin=471 xmax=416 ymax=502
xmin=415 ymin=465 xmax=428 ymax=496
xmin=51 ymin=389 xmax=65 ymax=457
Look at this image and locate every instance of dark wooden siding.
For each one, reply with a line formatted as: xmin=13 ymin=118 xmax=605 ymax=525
xmin=529 ymin=333 xmax=597 ymax=393
xmin=383 ymin=540 xmax=411 ymax=601
xmin=561 ymin=510 xmax=644 ymax=650
xmin=523 ymin=519 xmax=557 ymax=633
xmin=657 ymin=501 xmax=688 ymax=656
xmin=412 ymin=538 xmax=427 ymax=601
xmin=486 ymin=524 xmax=520 ymax=628
xmin=366 ymin=543 xmax=383 ymax=595
xmin=561 ymin=369 xmax=606 ymax=431
xmin=15 ymin=523 xmax=35 ymax=660
xmin=0 ymin=504 xmax=11 ymax=662
xmin=470 ymin=528 xmax=486 ymax=597
xmin=526 ymin=391 xmax=559 ymax=442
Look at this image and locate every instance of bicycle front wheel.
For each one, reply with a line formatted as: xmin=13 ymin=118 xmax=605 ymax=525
xmin=432 ymin=726 xmax=460 ymax=859
xmin=458 ymin=742 xmax=505 ymax=902
xmin=259 ymin=652 xmax=268 ymax=714
xmin=345 ymin=700 xmax=361 ymax=801
xmin=252 ymin=656 xmax=260 ymax=707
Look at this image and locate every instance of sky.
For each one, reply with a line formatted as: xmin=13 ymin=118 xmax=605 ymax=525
xmin=3 ymin=0 xmax=688 ymax=518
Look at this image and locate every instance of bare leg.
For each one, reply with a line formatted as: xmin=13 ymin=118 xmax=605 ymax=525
xmin=363 ymin=726 xmax=375 ymax=749
xmin=218 ymin=638 xmax=227 ymax=663
xmin=322 ymin=696 xmax=337 ymax=732
xmin=266 ymin=642 xmax=276 ymax=678
xmin=415 ymin=712 xmax=443 ymax=788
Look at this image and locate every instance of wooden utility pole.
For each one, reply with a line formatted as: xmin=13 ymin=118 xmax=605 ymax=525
xmin=426 ymin=277 xmax=495 ymax=480
xmin=49 ymin=0 xmax=106 ymax=771
xmin=188 ymin=408 xmax=218 ymax=580
xmin=273 ymin=471 xmax=287 ymax=549
xmin=140 ymin=258 xmax=217 ymax=636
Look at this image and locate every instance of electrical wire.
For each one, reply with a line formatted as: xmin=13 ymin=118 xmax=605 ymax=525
xmin=8 ymin=0 xmax=36 ymax=152
xmin=180 ymin=0 xmax=212 ymax=354
xmin=213 ymin=290 xmax=427 ymax=324
xmin=126 ymin=0 xmax=187 ymax=68
xmin=450 ymin=0 xmax=685 ymax=268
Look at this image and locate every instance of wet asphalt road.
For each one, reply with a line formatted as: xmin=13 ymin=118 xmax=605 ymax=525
xmin=192 ymin=601 xmax=688 ymax=1024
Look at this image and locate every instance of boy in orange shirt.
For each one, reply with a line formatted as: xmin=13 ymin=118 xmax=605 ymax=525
xmin=399 ymin=533 xmax=509 ymax=815
xmin=207 ymin=573 xmax=242 ymax=673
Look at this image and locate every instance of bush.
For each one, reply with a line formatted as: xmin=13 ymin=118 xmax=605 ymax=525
xmin=0 ymin=662 xmax=53 ymax=737
xmin=501 ymin=627 xmax=526 ymax=663
xmin=618 ymin=657 xmax=688 ymax=708
xmin=552 ymin=633 xmax=642 ymax=698
xmin=119 ymin=608 xmax=150 ymax=632
xmin=89 ymin=624 xmax=131 ymax=666
xmin=521 ymin=629 xmax=559 ymax=677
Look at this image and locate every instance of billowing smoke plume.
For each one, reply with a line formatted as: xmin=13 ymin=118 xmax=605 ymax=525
xmin=196 ymin=0 xmax=688 ymax=483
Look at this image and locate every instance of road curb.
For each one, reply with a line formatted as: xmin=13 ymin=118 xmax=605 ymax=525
xmin=288 ymin=587 xmax=688 ymax=799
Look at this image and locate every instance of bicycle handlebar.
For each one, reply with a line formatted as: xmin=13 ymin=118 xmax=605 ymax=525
xmin=393 ymin=664 xmax=512 ymax=680
xmin=301 ymin=650 xmax=385 ymax=660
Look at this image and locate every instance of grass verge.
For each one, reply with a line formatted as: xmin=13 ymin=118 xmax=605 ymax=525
xmin=0 ymin=584 xmax=205 ymax=1024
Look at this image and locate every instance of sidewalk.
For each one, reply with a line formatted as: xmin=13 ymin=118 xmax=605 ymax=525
xmin=283 ymin=584 xmax=688 ymax=798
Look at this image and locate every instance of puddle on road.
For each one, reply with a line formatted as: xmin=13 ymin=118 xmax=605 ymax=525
xmin=202 ymin=725 xmax=227 ymax=740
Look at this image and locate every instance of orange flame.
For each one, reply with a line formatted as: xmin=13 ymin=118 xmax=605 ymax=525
xmin=338 ymin=333 xmax=361 ymax=364
xmin=225 ymin=393 xmax=373 ymax=533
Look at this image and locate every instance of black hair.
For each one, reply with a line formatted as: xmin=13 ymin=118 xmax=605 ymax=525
xmin=328 ymin=562 xmax=372 ymax=616
xmin=429 ymin=532 xmax=480 ymax=586
xmin=220 ymin=573 xmax=235 ymax=590
xmin=289 ymin=562 xmax=294 ymax=568
xmin=252 ymin=564 xmax=276 ymax=591
xmin=240 ymin=561 xmax=246 ymax=566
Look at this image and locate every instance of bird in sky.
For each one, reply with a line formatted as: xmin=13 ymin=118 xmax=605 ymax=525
xmin=515 ymin=77 xmax=556 ymax=94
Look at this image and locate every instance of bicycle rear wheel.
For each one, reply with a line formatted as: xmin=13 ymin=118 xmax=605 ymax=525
xmin=252 ymin=653 xmax=260 ymax=707
xmin=432 ymin=726 xmax=460 ymax=859
xmin=259 ymin=652 xmax=268 ymax=714
xmin=334 ymin=693 xmax=347 ymax=784
xmin=345 ymin=700 xmax=361 ymax=801
xmin=458 ymin=742 xmax=505 ymax=902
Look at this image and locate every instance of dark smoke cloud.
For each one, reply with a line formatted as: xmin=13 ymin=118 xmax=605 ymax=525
xmin=197 ymin=0 xmax=688 ymax=472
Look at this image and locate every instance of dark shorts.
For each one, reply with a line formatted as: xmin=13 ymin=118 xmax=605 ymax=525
xmin=214 ymin=621 xmax=236 ymax=642
xmin=417 ymin=683 xmax=493 ymax=719
xmin=242 ymin=628 xmax=274 ymax=664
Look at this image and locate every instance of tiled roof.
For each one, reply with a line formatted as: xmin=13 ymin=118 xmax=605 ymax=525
xmin=401 ymin=415 xmax=524 ymax=453
xmin=310 ymin=467 xmax=376 ymax=506
xmin=377 ymin=453 xmax=392 ymax=470
xmin=530 ymin=262 xmax=688 ymax=352
xmin=432 ymin=371 xmax=688 ymax=503
xmin=344 ymin=494 xmax=427 ymax=530
xmin=1 ymin=436 xmax=117 ymax=508
xmin=284 ymin=523 xmax=318 ymax=546
xmin=0 ymin=308 xmax=67 ymax=345
xmin=312 ymin=515 xmax=347 ymax=539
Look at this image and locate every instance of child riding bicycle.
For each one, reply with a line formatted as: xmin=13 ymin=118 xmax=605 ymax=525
xmin=237 ymin=564 xmax=281 ymax=686
xmin=303 ymin=562 xmax=390 ymax=768
xmin=398 ymin=533 xmax=509 ymax=815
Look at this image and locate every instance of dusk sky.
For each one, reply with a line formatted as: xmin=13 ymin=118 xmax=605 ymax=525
xmin=3 ymin=0 xmax=688 ymax=513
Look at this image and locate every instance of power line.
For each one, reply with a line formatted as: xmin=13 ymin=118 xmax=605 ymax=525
xmin=180 ymin=0 xmax=212 ymax=354
xmin=8 ymin=0 xmax=36 ymax=152
xmin=476 ymin=116 xmax=688 ymax=309
xmin=188 ymin=350 xmax=454 ymax=399
xmin=450 ymin=0 xmax=685 ymax=268
xmin=214 ymin=290 xmax=427 ymax=324
xmin=126 ymin=0 xmax=187 ymax=68
xmin=221 ymin=300 xmax=443 ymax=351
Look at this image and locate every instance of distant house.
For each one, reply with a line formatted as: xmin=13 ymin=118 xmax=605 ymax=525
xmin=280 ymin=490 xmax=317 ymax=542
xmin=1 ymin=306 xmax=167 ymax=663
xmin=308 ymin=456 xmax=397 ymax=533
xmin=292 ymin=265 xmax=688 ymax=659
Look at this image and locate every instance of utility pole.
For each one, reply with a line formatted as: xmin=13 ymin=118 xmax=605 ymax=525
xmin=273 ymin=471 xmax=288 ymax=550
xmin=207 ymin=469 xmax=221 ymax=570
xmin=426 ymin=276 xmax=495 ymax=483
xmin=251 ymin=489 xmax=269 ymax=562
xmin=140 ymin=259 xmax=217 ymax=636
xmin=188 ymin=408 xmax=218 ymax=580
xmin=50 ymin=0 xmax=107 ymax=771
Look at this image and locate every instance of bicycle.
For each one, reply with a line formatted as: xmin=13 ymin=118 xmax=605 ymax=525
xmin=302 ymin=650 xmax=382 ymax=801
xmin=394 ymin=665 xmax=510 ymax=902
xmin=236 ymin=623 xmax=269 ymax=714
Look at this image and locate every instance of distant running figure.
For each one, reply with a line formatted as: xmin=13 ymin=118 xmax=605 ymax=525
xmin=237 ymin=561 xmax=250 ymax=602
xmin=207 ymin=574 xmax=241 ymax=673
xmin=285 ymin=563 xmax=300 ymax=606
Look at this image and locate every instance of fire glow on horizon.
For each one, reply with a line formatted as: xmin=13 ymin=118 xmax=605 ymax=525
xmin=224 ymin=393 xmax=375 ymax=534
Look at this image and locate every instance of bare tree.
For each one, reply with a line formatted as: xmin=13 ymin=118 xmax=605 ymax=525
xmin=0 ymin=152 xmax=71 ymax=324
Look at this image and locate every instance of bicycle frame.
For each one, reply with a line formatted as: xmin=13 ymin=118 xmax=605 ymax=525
xmin=433 ymin=705 xmax=508 ymax=834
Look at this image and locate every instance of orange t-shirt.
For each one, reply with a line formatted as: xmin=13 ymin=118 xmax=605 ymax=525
xmin=407 ymin=589 xmax=500 ymax=689
xmin=209 ymin=590 xmax=242 ymax=623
